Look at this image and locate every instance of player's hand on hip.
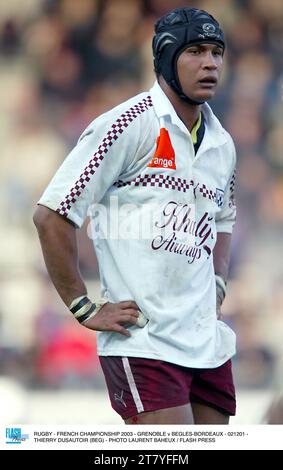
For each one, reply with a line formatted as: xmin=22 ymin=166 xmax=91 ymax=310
xmin=83 ymin=300 xmax=139 ymax=337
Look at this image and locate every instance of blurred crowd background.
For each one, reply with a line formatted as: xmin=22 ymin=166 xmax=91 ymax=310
xmin=0 ymin=0 xmax=283 ymax=424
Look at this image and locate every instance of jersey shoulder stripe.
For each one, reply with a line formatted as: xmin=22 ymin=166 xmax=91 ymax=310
xmin=56 ymin=95 xmax=153 ymax=218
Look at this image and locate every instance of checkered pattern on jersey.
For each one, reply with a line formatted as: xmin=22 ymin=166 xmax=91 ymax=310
xmin=114 ymin=174 xmax=191 ymax=192
xmin=56 ymin=96 xmax=153 ymax=217
xmin=198 ymin=183 xmax=216 ymax=201
xmin=114 ymin=174 xmax=217 ymax=203
xmin=229 ymin=168 xmax=236 ymax=208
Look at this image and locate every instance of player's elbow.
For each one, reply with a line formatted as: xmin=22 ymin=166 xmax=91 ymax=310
xmin=33 ymin=205 xmax=76 ymax=234
xmin=33 ymin=205 xmax=57 ymax=232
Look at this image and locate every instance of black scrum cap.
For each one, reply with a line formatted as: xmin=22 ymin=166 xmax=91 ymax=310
xmin=152 ymin=8 xmax=225 ymax=104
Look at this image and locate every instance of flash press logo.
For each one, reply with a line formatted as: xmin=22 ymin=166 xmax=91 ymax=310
xmin=6 ymin=427 xmax=29 ymax=444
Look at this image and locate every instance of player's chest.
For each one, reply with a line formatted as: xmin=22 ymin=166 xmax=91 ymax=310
xmin=132 ymin=126 xmax=228 ymax=212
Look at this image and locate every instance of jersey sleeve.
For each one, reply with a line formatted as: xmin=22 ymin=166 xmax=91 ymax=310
xmin=37 ymin=107 xmax=143 ymax=228
xmin=215 ymin=139 xmax=237 ymax=234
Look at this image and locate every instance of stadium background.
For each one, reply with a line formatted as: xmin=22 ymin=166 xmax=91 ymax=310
xmin=0 ymin=0 xmax=283 ymax=424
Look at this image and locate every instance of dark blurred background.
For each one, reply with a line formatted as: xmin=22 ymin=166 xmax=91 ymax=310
xmin=0 ymin=0 xmax=283 ymax=424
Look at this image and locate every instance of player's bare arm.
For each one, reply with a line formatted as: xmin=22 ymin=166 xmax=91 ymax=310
xmin=213 ymin=232 xmax=232 ymax=319
xmin=213 ymin=232 xmax=232 ymax=281
xmin=33 ymin=205 xmax=86 ymax=305
xmin=33 ymin=205 xmax=139 ymax=336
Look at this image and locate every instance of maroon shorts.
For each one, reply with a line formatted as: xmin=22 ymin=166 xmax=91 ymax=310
xmin=99 ymin=356 xmax=236 ymax=420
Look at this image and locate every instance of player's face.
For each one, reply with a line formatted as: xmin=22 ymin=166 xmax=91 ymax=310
xmin=176 ymin=44 xmax=224 ymax=102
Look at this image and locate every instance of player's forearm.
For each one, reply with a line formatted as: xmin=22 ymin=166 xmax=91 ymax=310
xmin=33 ymin=206 xmax=87 ymax=306
xmin=213 ymin=232 xmax=232 ymax=281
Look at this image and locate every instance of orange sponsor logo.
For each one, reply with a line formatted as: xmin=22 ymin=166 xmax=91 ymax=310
xmin=148 ymin=128 xmax=176 ymax=170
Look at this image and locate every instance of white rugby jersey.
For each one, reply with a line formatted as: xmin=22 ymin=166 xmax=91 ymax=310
xmin=38 ymin=81 xmax=237 ymax=368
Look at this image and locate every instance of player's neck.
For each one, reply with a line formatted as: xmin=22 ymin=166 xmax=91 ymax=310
xmin=158 ymin=76 xmax=201 ymax=132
